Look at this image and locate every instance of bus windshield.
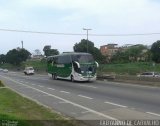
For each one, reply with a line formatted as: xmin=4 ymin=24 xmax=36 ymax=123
xmin=71 ymin=54 xmax=94 ymax=63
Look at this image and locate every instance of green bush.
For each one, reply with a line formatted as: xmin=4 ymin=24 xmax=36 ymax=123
xmin=0 ymin=80 xmax=4 ymax=87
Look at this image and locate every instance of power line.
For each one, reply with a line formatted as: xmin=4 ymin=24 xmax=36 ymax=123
xmin=0 ymin=28 xmax=160 ymax=36
xmin=0 ymin=28 xmax=85 ymax=36
xmin=91 ymin=33 xmax=160 ymax=36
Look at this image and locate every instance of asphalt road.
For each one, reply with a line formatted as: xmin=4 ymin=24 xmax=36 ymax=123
xmin=0 ymin=71 xmax=160 ymax=122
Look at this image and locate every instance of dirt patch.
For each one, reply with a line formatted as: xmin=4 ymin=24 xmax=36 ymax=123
xmin=98 ymin=74 xmax=160 ymax=87
xmin=113 ymin=79 xmax=160 ymax=87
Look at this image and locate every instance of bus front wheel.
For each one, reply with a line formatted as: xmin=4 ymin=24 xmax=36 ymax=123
xmin=71 ymin=75 xmax=74 ymax=82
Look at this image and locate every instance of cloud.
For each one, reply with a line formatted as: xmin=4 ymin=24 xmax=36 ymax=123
xmin=19 ymin=0 xmax=160 ymax=25
xmin=1 ymin=0 xmax=160 ymax=25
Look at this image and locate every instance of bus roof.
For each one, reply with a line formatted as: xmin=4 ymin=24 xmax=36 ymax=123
xmin=47 ymin=52 xmax=92 ymax=58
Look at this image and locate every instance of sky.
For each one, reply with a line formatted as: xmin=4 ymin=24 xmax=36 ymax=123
xmin=0 ymin=0 xmax=160 ymax=54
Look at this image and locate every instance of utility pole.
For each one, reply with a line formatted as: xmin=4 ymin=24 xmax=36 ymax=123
xmin=83 ymin=28 xmax=92 ymax=53
xmin=21 ymin=41 xmax=23 ymax=49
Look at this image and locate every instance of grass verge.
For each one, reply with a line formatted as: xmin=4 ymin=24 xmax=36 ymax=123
xmin=0 ymin=88 xmax=82 ymax=126
xmin=98 ymin=62 xmax=160 ymax=75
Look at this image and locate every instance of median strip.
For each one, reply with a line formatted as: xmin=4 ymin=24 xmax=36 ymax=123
xmin=0 ymin=87 xmax=8 ymax=89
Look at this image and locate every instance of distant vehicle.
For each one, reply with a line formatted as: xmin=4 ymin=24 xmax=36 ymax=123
xmin=137 ymin=72 xmax=160 ymax=78
xmin=47 ymin=52 xmax=99 ymax=82
xmin=0 ymin=68 xmax=3 ymax=72
xmin=24 ymin=67 xmax=34 ymax=75
xmin=3 ymin=69 xmax=8 ymax=73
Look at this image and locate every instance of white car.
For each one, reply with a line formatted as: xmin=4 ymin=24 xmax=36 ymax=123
xmin=24 ymin=67 xmax=34 ymax=75
xmin=3 ymin=69 xmax=8 ymax=73
xmin=137 ymin=72 xmax=160 ymax=78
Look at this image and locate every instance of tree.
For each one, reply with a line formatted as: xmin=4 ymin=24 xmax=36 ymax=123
xmin=34 ymin=49 xmax=42 ymax=56
xmin=43 ymin=45 xmax=59 ymax=56
xmin=43 ymin=45 xmax=51 ymax=56
xmin=19 ymin=49 xmax=31 ymax=61
xmin=74 ymin=39 xmax=94 ymax=52
xmin=126 ymin=45 xmax=147 ymax=62
xmin=0 ymin=54 xmax=6 ymax=64
xmin=111 ymin=51 xmax=129 ymax=63
xmin=73 ymin=39 xmax=105 ymax=62
xmin=6 ymin=48 xmax=31 ymax=65
xmin=151 ymin=40 xmax=160 ymax=63
xmin=111 ymin=44 xmax=149 ymax=63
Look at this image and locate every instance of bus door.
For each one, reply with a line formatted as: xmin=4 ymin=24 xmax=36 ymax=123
xmin=57 ymin=55 xmax=72 ymax=78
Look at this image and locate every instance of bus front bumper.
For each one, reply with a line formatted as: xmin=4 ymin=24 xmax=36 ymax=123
xmin=74 ymin=75 xmax=97 ymax=81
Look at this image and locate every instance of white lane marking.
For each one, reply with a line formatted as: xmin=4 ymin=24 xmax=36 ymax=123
xmin=39 ymin=85 xmax=44 ymax=88
xmin=48 ymin=88 xmax=55 ymax=90
xmin=78 ymin=95 xmax=93 ymax=100
xmin=59 ymin=101 xmax=69 ymax=104
xmin=146 ymin=112 xmax=160 ymax=117
xmin=79 ymin=84 xmax=97 ymax=89
xmin=31 ymin=84 xmax=35 ymax=86
xmin=60 ymin=91 xmax=70 ymax=94
xmin=38 ymin=78 xmax=48 ymax=81
xmin=0 ymin=75 xmax=117 ymax=120
xmin=22 ymin=87 xmax=31 ymax=89
xmin=104 ymin=101 xmax=127 ymax=108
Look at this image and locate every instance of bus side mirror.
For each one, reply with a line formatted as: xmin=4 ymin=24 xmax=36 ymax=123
xmin=74 ymin=61 xmax=80 ymax=68
xmin=95 ymin=61 xmax=99 ymax=68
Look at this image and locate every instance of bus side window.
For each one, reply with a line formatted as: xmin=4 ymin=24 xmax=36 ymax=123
xmin=58 ymin=56 xmax=71 ymax=64
xmin=64 ymin=56 xmax=71 ymax=64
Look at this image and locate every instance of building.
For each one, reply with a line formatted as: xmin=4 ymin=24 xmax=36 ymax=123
xmin=100 ymin=44 xmax=119 ymax=58
xmin=31 ymin=54 xmax=45 ymax=60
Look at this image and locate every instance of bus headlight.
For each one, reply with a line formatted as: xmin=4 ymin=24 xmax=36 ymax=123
xmin=78 ymin=74 xmax=82 ymax=76
xmin=88 ymin=71 xmax=92 ymax=74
